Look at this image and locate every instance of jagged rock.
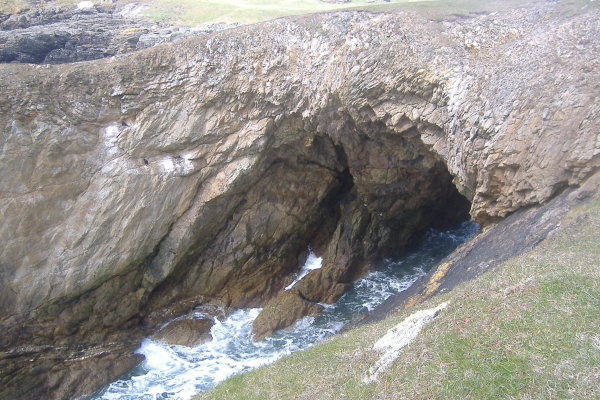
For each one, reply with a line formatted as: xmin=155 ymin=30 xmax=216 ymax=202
xmin=297 ymin=264 xmax=352 ymax=304
xmin=253 ymin=263 xmax=352 ymax=340
xmin=252 ymin=289 xmax=324 ymax=341
xmin=0 ymin=4 xmax=238 ymax=64
xmin=0 ymin=2 xmax=599 ymax=399
xmin=152 ymin=317 xmax=214 ymax=347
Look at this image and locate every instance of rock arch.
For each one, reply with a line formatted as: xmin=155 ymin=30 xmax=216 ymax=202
xmin=0 ymin=5 xmax=598 ymax=399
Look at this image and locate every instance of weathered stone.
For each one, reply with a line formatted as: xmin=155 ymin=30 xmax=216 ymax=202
xmin=0 ymin=2 xmax=599 ymax=398
xmin=152 ymin=317 xmax=214 ymax=347
xmin=297 ymin=265 xmax=352 ymax=303
xmin=0 ymin=341 xmax=143 ymax=400
xmin=0 ymin=4 xmax=237 ymax=64
xmin=252 ymin=289 xmax=324 ymax=342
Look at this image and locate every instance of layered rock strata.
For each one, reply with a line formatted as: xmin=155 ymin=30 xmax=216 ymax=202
xmin=0 ymin=2 xmax=599 ymax=399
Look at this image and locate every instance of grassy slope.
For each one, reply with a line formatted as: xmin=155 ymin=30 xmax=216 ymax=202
xmin=138 ymin=0 xmax=480 ymax=25
xmin=128 ymin=0 xmax=553 ymax=25
xmin=1 ymin=0 xmax=565 ymax=23
xmin=142 ymin=0 xmax=596 ymax=25
xmin=0 ymin=0 xmax=25 ymax=13
xmin=4 ymin=0 xmax=594 ymax=25
xmin=197 ymin=195 xmax=600 ymax=399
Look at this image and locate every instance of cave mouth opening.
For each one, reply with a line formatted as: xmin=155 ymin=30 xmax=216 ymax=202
xmin=241 ymin=118 xmax=476 ymax=340
xmin=296 ymin=121 xmax=474 ymax=282
xmin=138 ymin=113 xmax=477 ymax=352
xmin=94 ymin=160 xmax=476 ymax=400
xmin=143 ymin=117 xmax=475 ymax=323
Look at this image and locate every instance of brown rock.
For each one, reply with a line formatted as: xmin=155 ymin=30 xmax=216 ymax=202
xmin=1 ymin=2 xmax=599 ymax=398
xmin=152 ymin=317 xmax=214 ymax=347
xmin=296 ymin=264 xmax=352 ymax=303
xmin=252 ymin=289 xmax=324 ymax=341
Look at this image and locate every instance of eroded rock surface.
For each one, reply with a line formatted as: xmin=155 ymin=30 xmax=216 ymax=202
xmin=253 ymin=288 xmax=324 ymax=341
xmin=0 ymin=2 xmax=599 ymax=398
xmin=0 ymin=4 xmax=237 ymax=64
xmin=152 ymin=317 xmax=214 ymax=347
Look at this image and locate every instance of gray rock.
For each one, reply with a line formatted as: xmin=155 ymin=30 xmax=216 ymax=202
xmin=152 ymin=317 xmax=214 ymax=347
xmin=0 ymin=4 xmax=238 ymax=64
xmin=0 ymin=2 xmax=599 ymax=399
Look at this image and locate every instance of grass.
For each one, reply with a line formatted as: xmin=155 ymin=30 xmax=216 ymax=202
xmin=136 ymin=0 xmax=549 ymax=25
xmin=138 ymin=0 xmax=433 ymax=25
xmin=196 ymin=195 xmax=600 ymax=399
xmin=0 ymin=0 xmax=26 ymax=13
xmin=5 ymin=0 xmax=595 ymax=24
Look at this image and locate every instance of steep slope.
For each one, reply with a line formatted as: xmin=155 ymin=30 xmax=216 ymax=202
xmin=198 ymin=174 xmax=600 ymax=400
xmin=0 ymin=2 xmax=599 ymax=398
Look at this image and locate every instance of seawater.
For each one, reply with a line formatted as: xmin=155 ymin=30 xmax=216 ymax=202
xmin=95 ymin=221 xmax=477 ymax=400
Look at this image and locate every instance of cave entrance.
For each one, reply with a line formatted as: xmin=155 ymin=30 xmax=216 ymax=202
xmin=303 ymin=120 xmax=472 ymax=276
xmin=247 ymin=118 xmax=473 ymax=339
xmin=142 ymin=115 xmax=473 ymax=346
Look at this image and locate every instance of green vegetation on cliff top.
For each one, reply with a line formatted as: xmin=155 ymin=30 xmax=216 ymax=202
xmin=3 ymin=0 xmax=597 ymax=24
xmin=195 ymin=195 xmax=600 ymax=399
xmin=137 ymin=0 xmax=524 ymax=25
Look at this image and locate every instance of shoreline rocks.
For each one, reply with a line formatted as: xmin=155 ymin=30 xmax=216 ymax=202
xmin=152 ymin=317 xmax=214 ymax=347
xmin=0 ymin=2 xmax=598 ymax=398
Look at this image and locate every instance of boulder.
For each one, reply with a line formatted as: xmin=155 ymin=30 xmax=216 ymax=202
xmin=252 ymin=289 xmax=324 ymax=341
xmin=152 ymin=317 xmax=214 ymax=347
xmin=295 ymin=266 xmax=352 ymax=304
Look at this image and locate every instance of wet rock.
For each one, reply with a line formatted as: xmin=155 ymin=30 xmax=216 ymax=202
xmin=0 ymin=2 xmax=599 ymax=398
xmin=252 ymin=264 xmax=351 ymax=339
xmin=252 ymin=289 xmax=324 ymax=342
xmin=152 ymin=317 xmax=214 ymax=347
xmin=0 ymin=340 xmax=143 ymax=400
xmin=295 ymin=264 xmax=353 ymax=304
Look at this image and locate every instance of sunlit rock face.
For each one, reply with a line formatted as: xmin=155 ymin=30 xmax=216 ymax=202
xmin=0 ymin=3 xmax=599 ymax=399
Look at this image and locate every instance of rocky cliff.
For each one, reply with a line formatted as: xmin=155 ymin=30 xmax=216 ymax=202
xmin=0 ymin=4 xmax=236 ymax=64
xmin=0 ymin=2 xmax=599 ymax=399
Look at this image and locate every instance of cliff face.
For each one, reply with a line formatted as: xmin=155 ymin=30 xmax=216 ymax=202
xmin=0 ymin=3 xmax=599 ymax=399
xmin=0 ymin=4 xmax=236 ymax=64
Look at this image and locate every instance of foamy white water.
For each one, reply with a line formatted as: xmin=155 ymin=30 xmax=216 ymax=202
xmin=94 ymin=221 xmax=477 ymax=400
xmin=285 ymin=251 xmax=323 ymax=290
